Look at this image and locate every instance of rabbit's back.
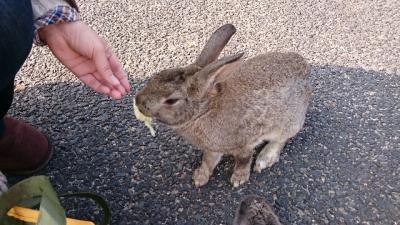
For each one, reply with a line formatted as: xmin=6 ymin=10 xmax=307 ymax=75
xmin=222 ymin=51 xmax=311 ymax=115
xmin=232 ymin=52 xmax=310 ymax=90
xmin=219 ymin=52 xmax=311 ymax=142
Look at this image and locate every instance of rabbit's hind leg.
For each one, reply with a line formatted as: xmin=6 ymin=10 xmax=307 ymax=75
xmin=254 ymin=140 xmax=286 ymax=173
xmin=193 ymin=151 xmax=223 ymax=187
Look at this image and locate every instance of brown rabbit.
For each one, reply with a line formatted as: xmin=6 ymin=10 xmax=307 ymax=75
xmin=135 ymin=24 xmax=312 ymax=187
xmin=233 ymin=195 xmax=282 ymax=225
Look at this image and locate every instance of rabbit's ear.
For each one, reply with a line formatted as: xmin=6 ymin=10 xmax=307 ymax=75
xmin=194 ymin=24 xmax=236 ymax=67
xmin=191 ymin=52 xmax=244 ymax=99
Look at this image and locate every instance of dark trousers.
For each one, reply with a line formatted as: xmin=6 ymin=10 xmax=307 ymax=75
xmin=0 ymin=0 xmax=34 ymax=136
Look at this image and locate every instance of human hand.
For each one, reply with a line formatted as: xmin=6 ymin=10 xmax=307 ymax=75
xmin=38 ymin=21 xmax=130 ymax=99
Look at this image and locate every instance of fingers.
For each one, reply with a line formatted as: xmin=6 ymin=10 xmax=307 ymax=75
xmin=79 ymin=73 xmax=124 ymax=100
xmin=109 ymin=53 xmax=130 ymax=92
xmin=93 ymin=72 xmax=124 ymax=99
xmin=93 ymin=44 xmax=121 ymax=87
xmin=93 ymin=40 xmax=130 ymax=97
xmin=100 ymin=37 xmax=130 ymax=92
xmin=78 ymin=74 xmax=110 ymax=93
xmin=70 ymin=57 xmax=126 ymax=99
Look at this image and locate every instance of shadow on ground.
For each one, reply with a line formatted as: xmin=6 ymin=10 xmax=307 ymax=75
xmin=7 ymin=64 xmax=399 ymax=225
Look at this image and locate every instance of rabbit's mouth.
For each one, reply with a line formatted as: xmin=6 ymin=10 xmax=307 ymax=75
xmin=140 ymin=108 xmax=152 ymax=118
xmin=154 ymin=115 xmax=173 ymax=126
xmin=154 ymin=112 xmax=189 ymax=127
xmin=135 ymin=101 xmax=152 ymax=118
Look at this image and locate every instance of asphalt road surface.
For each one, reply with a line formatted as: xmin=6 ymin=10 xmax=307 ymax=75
xmin=8 ymin=0 xmax=399 ymax=224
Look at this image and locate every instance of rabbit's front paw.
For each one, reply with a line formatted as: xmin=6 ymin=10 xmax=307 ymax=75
xmin=230 ymin=169 xmax=250 ymax=187
xmin=254 ymin=152 xmax=280 ymax=173
xmin=193 ymin=166 xmax=210 ymax=187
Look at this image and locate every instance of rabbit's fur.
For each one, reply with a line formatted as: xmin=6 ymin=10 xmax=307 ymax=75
xmin=135 ymin=24 xmax=312 ymax=187
xmin=233 ymin=195 xmax=282 ymax=225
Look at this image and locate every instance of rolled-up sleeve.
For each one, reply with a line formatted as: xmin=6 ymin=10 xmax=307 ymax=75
xmin=31 ymin=0 xmax=78 ymax=20
xmin=31 ymin=0 xmax=80 ymax=45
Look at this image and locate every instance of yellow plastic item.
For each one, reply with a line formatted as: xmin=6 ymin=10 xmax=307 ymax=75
xmin=133 ymin=98 xmax=156 ymax=136
xmin=7 ymin=207 xmax=95 ymax=225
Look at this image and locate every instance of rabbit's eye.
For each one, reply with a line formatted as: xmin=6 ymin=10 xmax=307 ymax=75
xmin=164 ymin=98 xmax=179 ymax=105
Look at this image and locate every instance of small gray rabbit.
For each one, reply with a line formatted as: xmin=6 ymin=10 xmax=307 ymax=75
xmin=135 ymin=24 xmax=312 ymax=187
xmin=233 ymin=195 xmax=282 ymax=225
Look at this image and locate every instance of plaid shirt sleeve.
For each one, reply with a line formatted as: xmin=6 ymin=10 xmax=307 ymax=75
xmin=34 ymin=5 xmax=80 ymax=46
